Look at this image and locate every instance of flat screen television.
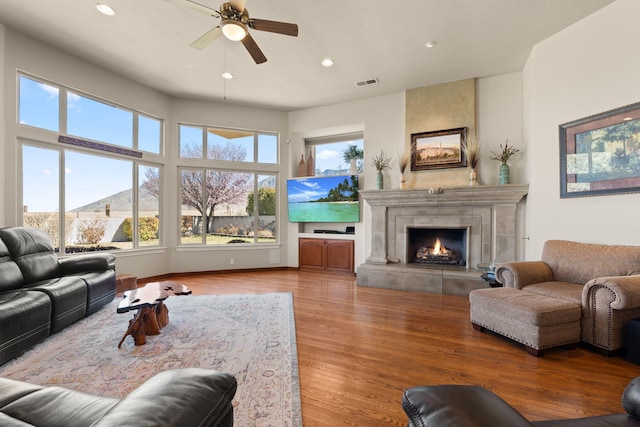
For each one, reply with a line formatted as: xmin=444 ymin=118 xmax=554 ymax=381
xmin=287 ymin=175 xmax=359 ymax=223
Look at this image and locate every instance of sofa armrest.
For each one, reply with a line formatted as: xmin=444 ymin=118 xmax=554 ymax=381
xmin=495 ymin=261 xmax=554 ymax=289
xmin=623 ymin=377 xmax=640 ymax=419
xmin=58 ymin=254 xmax=116 ymax=275
xmin=402 ymin=385 xmax=533 ymax=427
xmin=92 ymin=368 xmax=237 ymax=427
xmin=583 ymin=275 xmax=640 ymax=310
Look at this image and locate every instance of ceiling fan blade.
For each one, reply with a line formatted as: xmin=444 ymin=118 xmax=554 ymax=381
xmin=250 ymin=19 xmax=298 ymax=37
xmin=241 ymin=33 xmax=267 ymax=64
xmin=182 ymin=0 xmax=218 ymax=16
xmin=229 ymin=0 xmax=246 ymax=12
xmin=190 ymin=26 xmax=222 ymax=50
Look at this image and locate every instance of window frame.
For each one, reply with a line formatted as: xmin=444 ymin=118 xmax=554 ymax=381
xmin=176 ymin=122 xmax=280 ymax=247
xmin=17 ymin=72 xmax=165 ymax=254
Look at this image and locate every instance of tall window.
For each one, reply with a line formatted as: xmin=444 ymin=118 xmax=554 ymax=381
xmin=178 ymin=124 xmax=278 ymax=245
xmin=19 ymin=74 xmax=163 ymax=253
xmin=305 ymin=132 xmax=364 ymax=176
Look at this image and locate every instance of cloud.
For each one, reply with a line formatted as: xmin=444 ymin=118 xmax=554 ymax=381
xmin=42 ymin=169 xmax=51 ymax=175
xmin=317 ymin=148 xmax=339 ymax=160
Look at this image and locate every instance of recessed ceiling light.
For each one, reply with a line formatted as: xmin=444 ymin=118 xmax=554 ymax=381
xmin=95 ymin=3 xmax=115 ymax=16
xmin=321 ymin=58 xmax=334 ymax=67
xmin=425 ymin=41 xmax=437 ymax=48
xmin=222 ymin=72 xmax=234 ymax=79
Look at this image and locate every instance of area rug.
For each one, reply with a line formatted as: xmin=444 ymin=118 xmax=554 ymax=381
xmin=0 ymin=292 xmax=302 ymax=427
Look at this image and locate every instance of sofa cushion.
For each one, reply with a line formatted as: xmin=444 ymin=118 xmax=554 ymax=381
xmin=0 ymin=385 xmax=117 ymax=427
xmin=0 ymin=291 xmax=51 ymax=365
xmin=542 ymin=240 xmax=640 ymax=285
xmin=26 ymin=277 xmax=87 ymax=333
xmin=0 ymin=412 xmax=34 ymax=426
xmin=470 ymin=288 xmax=581 ymax=327
xmin=74 ymin=270 xmax=116 ymax=315
xmin=0 ymin=228 xmax=59 ymax=284
xmin=518 ymin=281 xmax=583 ymax=306
xmin=0 ymin=239 xmax=24 ymax=292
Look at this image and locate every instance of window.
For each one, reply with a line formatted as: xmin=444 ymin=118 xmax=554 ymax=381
xmin=178 ymin=124 xmax=278 ymax=245
xmin=67 ymin=92 xmax=133 ymax=148
xmin=305 ymin=132 xmax=364 ymax=176
xmin=180 ymin=125 xmax=278 ymax=164
xmin=19 ymin=76 xmax=59 ymax=132
xmin=18 ymin=74 xmax=163 ymax=253
xmin=138 ymin=115 xmax=162 ymax=154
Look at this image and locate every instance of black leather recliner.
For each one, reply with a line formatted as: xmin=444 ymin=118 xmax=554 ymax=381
xmin=402 ymin=377 xmax=640 ymax=426
xmin=0 ymin=227 xmax=116 ymax=365
xmin=0 ymin=368 xmax=237 ymax=426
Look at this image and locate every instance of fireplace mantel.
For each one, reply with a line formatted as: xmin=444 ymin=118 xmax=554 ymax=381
xmin=359 ymin=184 xmax=529 ymax=208
xmin=357 ymin=184 xmax=528 ymax=296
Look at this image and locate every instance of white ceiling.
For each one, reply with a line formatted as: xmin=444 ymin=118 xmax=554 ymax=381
xmin=0 ymin=0 xmax=614 ymax=111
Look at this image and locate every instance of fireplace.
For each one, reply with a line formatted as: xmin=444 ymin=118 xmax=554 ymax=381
xmin=356 ymin=185 xmax=528 ymax=296
xmin=407 ymin=227 xmax=467 ymax=266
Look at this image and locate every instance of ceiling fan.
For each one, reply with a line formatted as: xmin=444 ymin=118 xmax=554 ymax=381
xmin=185 ymin=0 xmax=298 ymax=64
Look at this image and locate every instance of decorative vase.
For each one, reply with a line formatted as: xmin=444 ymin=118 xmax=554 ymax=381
xmin=376 ymin=170 xmax=383 ymax=190
xmin=499 ymin=162 xmax=510 ymax=185
xmin=306 ymin=151 xmax=315 ymax=176
xmin=469 ymin=168 xmax=479 ymax=186
xmin=297 ymin=155 xmax=306 ymax=177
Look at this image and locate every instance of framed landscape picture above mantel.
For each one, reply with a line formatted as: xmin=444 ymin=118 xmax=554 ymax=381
xmin=560 ymin=101 xmax=640 ymax=198
xmin=411 ymin=127 xmax=467 ymax=171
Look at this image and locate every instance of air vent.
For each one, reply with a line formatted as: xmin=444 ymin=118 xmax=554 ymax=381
xmin=354 ymin=78 xmax=379 ymax=87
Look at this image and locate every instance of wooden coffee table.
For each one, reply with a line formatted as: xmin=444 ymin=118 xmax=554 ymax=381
xmin=117 ymin=281 xmax=191 ymax=348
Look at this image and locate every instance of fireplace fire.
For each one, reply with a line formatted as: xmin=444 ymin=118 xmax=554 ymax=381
xmin=408 ymin=228 xmax=467 ymax=266
xmin=416 ymin=238 xmax=459 ymax=264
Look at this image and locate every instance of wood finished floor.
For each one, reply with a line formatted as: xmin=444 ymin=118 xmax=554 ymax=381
xmin=138 ymin=270 xmax=639 ymax=426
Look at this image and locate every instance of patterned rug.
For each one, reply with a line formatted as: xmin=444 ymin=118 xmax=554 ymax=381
xmin=0 ymin=292 xmax=302 ymax=426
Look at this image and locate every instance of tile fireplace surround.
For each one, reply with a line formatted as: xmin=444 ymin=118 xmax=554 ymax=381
xmin=356 ymin=184 xmax=528 ymax=296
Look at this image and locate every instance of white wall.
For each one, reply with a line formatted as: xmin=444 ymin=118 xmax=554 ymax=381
xmin=477 ymin=73 xmax=525 ymax=186
xmin=523 ymin=0 xmax=640 ymax=258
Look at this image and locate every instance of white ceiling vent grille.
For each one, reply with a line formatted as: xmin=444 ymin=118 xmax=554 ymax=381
xmin=354 ymin=78 xmax=379 ymax=87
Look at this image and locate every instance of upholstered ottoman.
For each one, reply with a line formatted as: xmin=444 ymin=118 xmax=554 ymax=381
xmin=469 ymin=287 xmax=581 ymax=356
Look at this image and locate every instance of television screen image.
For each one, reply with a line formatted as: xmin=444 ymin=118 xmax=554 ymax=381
xmin=287 ymin=175 xmax=359 ymax=223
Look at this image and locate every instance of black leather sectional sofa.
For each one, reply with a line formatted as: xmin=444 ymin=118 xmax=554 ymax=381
xmin=402 ymin=377 xmax=640 ymax=426
xmin=0 ymin=368 xmax=237 ymax=426
xmin=0 ymin=226 xmax=116 ymax=365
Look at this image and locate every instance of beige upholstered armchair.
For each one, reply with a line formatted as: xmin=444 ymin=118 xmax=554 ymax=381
xmin=496 ymin=240 xmax=640 ymax=353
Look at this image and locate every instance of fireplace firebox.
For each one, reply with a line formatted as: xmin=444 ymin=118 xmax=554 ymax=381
xmin=407 ymin=227 xmax=467 ymax=266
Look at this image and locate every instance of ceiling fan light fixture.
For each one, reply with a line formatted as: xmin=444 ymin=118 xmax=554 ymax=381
xmin=221 ymin=20 xmax=247 ymax=41
xmin=95 ymin=3 xmax=115 ymax=16
xmin=321 ymin=58 xmax=334 ymax=67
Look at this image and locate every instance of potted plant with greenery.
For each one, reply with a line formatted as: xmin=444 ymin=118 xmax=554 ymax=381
xmin=489 ymin=140 xmax=520 ymax=185
xmin=342 ymin=145 xmax=364 ymax=174
xmin=371 ymin=150 xmax=392 ymax=190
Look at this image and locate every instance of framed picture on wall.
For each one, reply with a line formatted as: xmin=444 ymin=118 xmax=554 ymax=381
xmin=559 ymin=101 xmax=640 ymax=198
xmin=411 ymin=127 xmax=467 ymax=171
